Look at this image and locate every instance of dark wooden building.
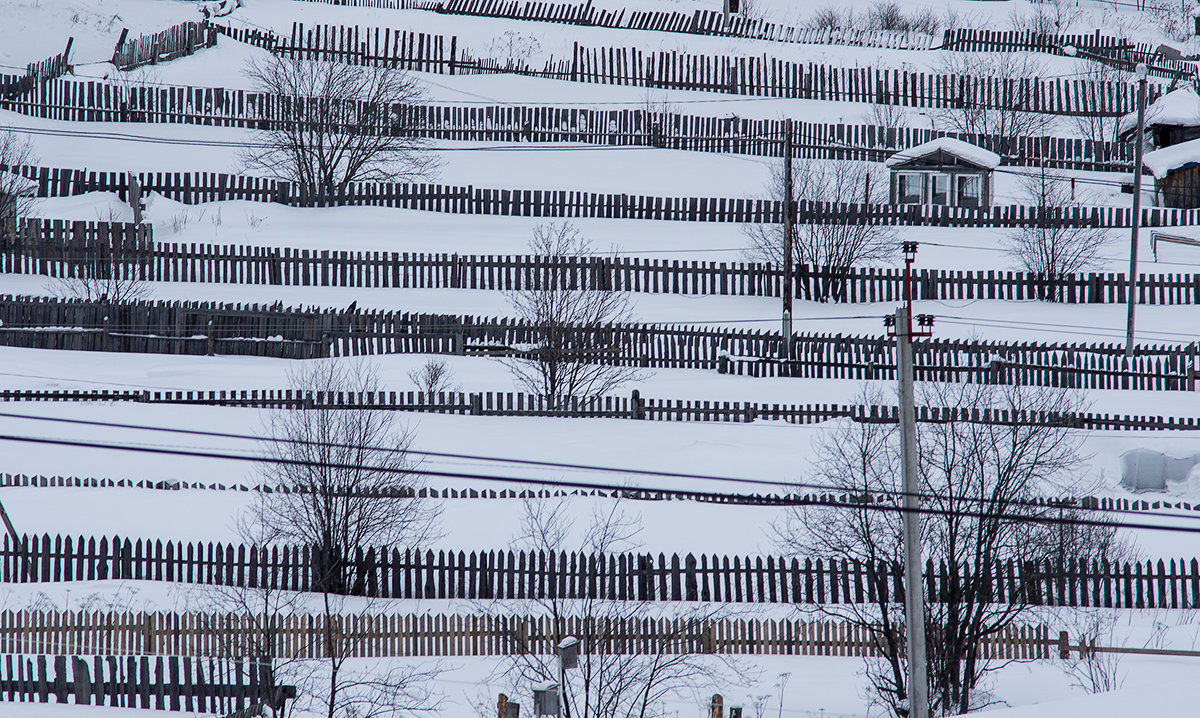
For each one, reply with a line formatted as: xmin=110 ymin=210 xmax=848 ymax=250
xmin=886 ymin=137 xmax=998 ymax=209
xmin=1144 ymin=137 xmax=1200 ymax=208
xmin=1118 ymin=86 xmax=1200 ymax=151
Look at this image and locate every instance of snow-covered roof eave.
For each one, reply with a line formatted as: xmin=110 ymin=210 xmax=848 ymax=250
xmin=1142 ymin=136 xmax=1200 ymax=179
xmin=884 ymin=137 xmax=1000 ymax=171
xmin=1118 ymin=86 xmax=1200 ymax=138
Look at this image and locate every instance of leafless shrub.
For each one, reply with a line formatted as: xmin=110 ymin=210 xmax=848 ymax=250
xmin=641 ymin=88 xmax=678 ymax=148
xmin=0 ymin=130 xmax=39 ymax=224
xmin=1058 ymin=610 xmax=1127 ymax=694
xmin=487 ymin=30 xmax=541 ymax=67
xmin=808 ymin=5 xmax=845 ymax=31
xmin=240 ymin=55 xmax=438 ymax=188
xmin=935 ymin=53 xmax=1050 ymax=142
xmin=407 ymin=358 xmax=459 ymax=398
xmin=504 ymin=223 xmax=644 ymax=404
xmin=482 ymin=498 xmax=747 ymax=717
xmin=49 ymin=207 xmax=152 ymax=304
xmin=1144 ymin=0 xmax=1194 ymax=42
xmin=1071 ymin=61 xmax=1131 ymax=154
xmin=743 ymin=158 xmax=896 ymax=301
xmin=1009 ymin=0 xmax=1082 ymax=35
xmin=866 ymin=1 xmax=941 ymax=34
xmin=869 ymin=102 xmax=909 ymax=145
xmin=775 ymin=383 xmax=1122 ymax=717
xmin=1004 ymin=166 xmax=1108 ymax=298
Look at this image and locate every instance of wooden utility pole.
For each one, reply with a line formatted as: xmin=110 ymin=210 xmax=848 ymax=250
xmin=1125 ymin=63 xmax=1149 ymax=359
xmin=887 ymin=242 xmax=932 ymax=718
xmin=781 ymin=118 xmax=794 ymax=359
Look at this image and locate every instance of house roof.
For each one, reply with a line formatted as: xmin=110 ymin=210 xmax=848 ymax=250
xmin=1142 ymin=136 xmax=1200 ymax=178
xmin=1118 ymin=86 xmax=1200 ymax=138
xmin=884 ymin=137 xmax=1000 ymax=170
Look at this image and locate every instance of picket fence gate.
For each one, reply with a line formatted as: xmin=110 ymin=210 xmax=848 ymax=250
xmin=2 ymin=534 xmax=1197 ymax=609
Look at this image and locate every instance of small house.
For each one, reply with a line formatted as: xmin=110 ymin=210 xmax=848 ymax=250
xmin=885 ymin=137 xmax=999 ymax=209
xmin=1118 ymin=86 xmax=1200 ymax=150
xmin=1142 ymin=137 xmax=1200 ymax=208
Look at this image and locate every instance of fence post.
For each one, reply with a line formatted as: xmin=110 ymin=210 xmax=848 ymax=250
xmin=631 ymin=389 xmax=645 ymax=419
xmin=1057 ymin=630 xmax=1070 ymax=659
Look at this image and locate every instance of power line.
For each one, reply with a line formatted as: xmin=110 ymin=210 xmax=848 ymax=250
xmin=0 ymin=409 xmax=1197 ymax=526
xmin=0 ymin=428 xmax=1196 ymax=536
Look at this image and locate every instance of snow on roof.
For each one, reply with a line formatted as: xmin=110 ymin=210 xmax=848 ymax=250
xmin=884 ymin=137 xmax=1000 ymax=170
xmin=1118 ymin=85 xmax=1200 ymax=137
xmin=1142 ymin=136 xmax=1200 ymax=178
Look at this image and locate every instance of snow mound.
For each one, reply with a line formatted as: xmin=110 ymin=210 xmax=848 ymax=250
xmin=1119 ymin=448 xmax=1200 ymax=492
xmin=883 ymin=137 xmax=1000 ymax=170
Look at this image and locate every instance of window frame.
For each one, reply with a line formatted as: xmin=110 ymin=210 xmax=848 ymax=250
xmin=896 ymin=172 xmax=925 ymax=204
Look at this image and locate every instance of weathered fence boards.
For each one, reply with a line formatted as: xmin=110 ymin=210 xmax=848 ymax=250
xmin=7 ymin=219 xmax=1200 ymax=305
xmin=0 ymin=40 xmax=73 ymax=99
xmin=1 ymin=295 xmax=1195 ymax=391
xmin=0 ymin=653 xmax=268 ymax=713
xmin=2 ymin=534 xmax=1197 ymax=609
xmin=2 ymin=386 xmax=1199 ymax=431
xmin=111 ymin=21 xmax=218 ymax=71
xmin=8 ymin=164 xmax=1200 ymax=228
xmin=0 ymin=611 xmax=1051 ymax=660
xmin=278 ymin=21 xmax=1157 ymax=116
xmin=0 ymin=75 xmax=1136 ymax=171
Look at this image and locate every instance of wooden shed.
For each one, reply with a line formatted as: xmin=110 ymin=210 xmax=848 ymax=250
xmin=1118 ymin=86 xmax=1200 ymax=151
xmin=885 ymin=137 xmax=999 ymax=209
xmin=1143 ymin=137 xmax=1200 ymax=208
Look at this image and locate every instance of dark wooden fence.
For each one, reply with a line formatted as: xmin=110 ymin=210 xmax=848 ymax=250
xmin=0 ymin=653 xmax=271 ymax=714
xmin=8 ymin=164 xmax=1200 ymax=228
xmin=0 ymin=40 xmax=73 ymax=99
xmin=4 ymin=473 xmax=1193 ymax=515
xmin=2 ymin=295 xmax=1195 ymax=391
xmin=4 ymin=385 xmax=1198 ymax=430
xmin=0 ymin=73 xmax=1136 ymax=171
xmin=7 ymin=218 xmax=1199 ymax=305
xmin=111 ymin=21 xmax=218 ymax=72
xmin=279 ymin=21 xmax=1157 ymax=117
xmin=2 ymin=533 xmax=1197 ymax=609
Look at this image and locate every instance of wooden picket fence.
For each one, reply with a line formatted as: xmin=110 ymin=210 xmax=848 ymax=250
xmin=3 ymin=534 xmax=1198 ymax=609
xmin=1 ymin=294 xmax=1195 ymax=391
xmin=7 ymin=218 xmax=1200 ymax=305
xmin=111 ymin=21 xmax=218 ymax=72
xmin=0 ymin=73 xmax=1136 ymax=171
xmin=3 ymin=473 xmax=1193 ymax=518
xmin=9 ymin=164 xmax=1200 ymax=228
xmin=4 ymin=386 xmax=1199 ymax=431
xmin=0 ymin=610 xmax=1053 ymax=660
xmin=280 ymin=21 xmax=1158 ymax=116
xmin=0 ymin=40 xmax=73 ymax=99
xmin=0 ymin=653 xmax=272 ymax=713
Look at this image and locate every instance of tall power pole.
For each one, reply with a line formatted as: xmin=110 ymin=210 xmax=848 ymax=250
xmin=887 ymin=242 xmax=932 ymax=718
xmin=781 ymin=118 xmax=794 ymax=359
xmin=1125 ymin=63 xmax=1149 ymax=359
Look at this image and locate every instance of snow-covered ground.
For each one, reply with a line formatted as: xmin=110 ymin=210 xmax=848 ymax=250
xmin=3 ymin=0 xmax=1200 ymax=716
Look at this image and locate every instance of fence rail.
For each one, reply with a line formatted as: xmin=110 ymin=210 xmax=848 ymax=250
xmin=1 ymin=295 xmax=1195 ymax=391
xmin=0 ymin=653 xmax=271 ymax=714
xmin=8 ymin=164 xmax=1200 ymax=228
xmin=7 ymin=218 xmax=1200 ymax=305
xmin=2 ymin=534 xmax=1196 ymax=609
xmin=0 ymin=610 xmax=1053 ymax=660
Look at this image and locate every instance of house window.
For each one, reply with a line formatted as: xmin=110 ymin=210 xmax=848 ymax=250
xmin=957 ymin=175 xmax=982 ymax=208
xmin=897 ymin=173 xmax=923 ymax=204
xmin=931 ymin=173 xmax=950 ymax=205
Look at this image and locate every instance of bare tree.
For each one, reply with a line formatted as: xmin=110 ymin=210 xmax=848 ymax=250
xmin=252 ymin=360 xmax=442 ymax=718
xmin=934 ymin=53 xmax=1049 ymax=143
xmin=743 ymin=158 xmax=896 ymax=301
xmin=1004 ymin=166 xmax=1108 ymax=300
xmin=505 ymin=223 xmax=644 ymax=404
xmin=1071 ymin=61 xmax=1131 ymax=159
xmin=0 ymin=130 xmax=39 ymax=225
xmin=775 ymin=383 xmax=1124 ymax=716
xmin=484 ymin=498 xmax=745 ymax=718
xmin=240 ymin=55 xmax=438 ymax=189
xmin=407 ymin=358 xmax=459 ymax=398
